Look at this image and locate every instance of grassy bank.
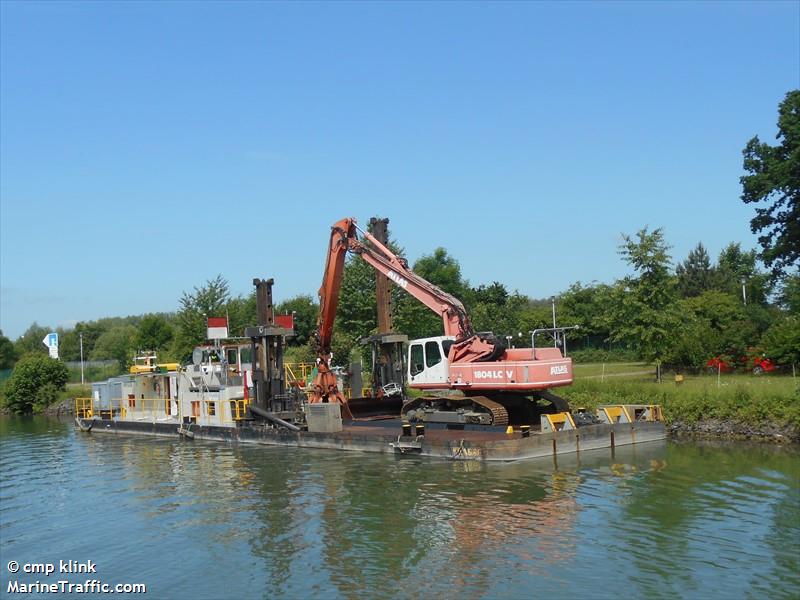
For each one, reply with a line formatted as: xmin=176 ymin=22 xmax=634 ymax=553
xmin=568 ymin=370 xmax=800 ymax=437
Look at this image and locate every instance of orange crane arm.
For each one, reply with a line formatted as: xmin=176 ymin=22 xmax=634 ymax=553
xmin=313 ymin=217 xmax=357 ymax=357
xmin=351 ymin=230 xmax=502 ymax=363
xmin=311 ymin=217 xmax=504 ymax=409
xmin=350 ymin=229 xmax=472 ymax=340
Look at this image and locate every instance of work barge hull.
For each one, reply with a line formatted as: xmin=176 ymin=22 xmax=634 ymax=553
xmin=75 ymin=416 xmax=666 ymax=462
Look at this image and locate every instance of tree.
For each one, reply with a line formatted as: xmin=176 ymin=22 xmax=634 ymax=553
xmin=610 ymin=227 xmax=680 ymax=362
xmin=559 ymin=282 xmax=617 ymax=346
xmin=394 ymin=247 xmax=470 ymax=340
xmin=57 ymin=328 xmax=81 ymax=362
xmin=136 ymin=314 xmax=174 ymax=352
xmin=174 ymin=275 xmax=230 ymax=359
xmin=13 ymin=323 xmax=51 ymax=357
xmin=470 ymin=282 xmax=509 ymax=307
xmin=91 ymin=325 xmax=138 ymax=368
xmin=740 ymin=90 xmax=800 ymax=277
xmin=225 ymin=293 xmax=256 ymax=340
xmin=714 ymin=243 xmax=771 ymax=305
xmin=676 ymin=243 xmax=714 ymax=297
xmin=663 ymin=316 xmax=719 ymax=368
xmin=761 ymin=316 xmax=800 ymax=366
xmin=467 ymin=284 xmax=530 ymax=343
xmin=276 ymin=295 xmax=319 ymax=347
xmin=680 ymin=291 xmax=756 ymax=359
xmin=0 ymin=330 xmax=16 ymax=369
xmin=2 ymin=354 xmax=69 ymax=414
xmin=777 ymin=274 xmax=800 ymax=314
xmin=516 ymin=301 xmax=559 ymax=343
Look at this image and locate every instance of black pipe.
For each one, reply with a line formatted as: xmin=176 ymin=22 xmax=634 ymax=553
xmin=248 ymin=404 xmax=301 ymax=431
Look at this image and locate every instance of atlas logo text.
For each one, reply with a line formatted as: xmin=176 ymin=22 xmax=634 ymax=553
xmin=550 ymin=365 xmax=568 ymax=375
xmin=387 ymin=270 xmax=408 ymax=289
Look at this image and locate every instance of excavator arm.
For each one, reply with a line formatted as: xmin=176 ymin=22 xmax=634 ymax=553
xmin=310 ymin=217 xmax=504 ymax=410
xmin=313 ymin=217 xmax=356 ymax=358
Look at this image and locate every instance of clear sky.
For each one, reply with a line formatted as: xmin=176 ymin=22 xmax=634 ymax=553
xmin=1 ymin=1 xmax=798 ymax=339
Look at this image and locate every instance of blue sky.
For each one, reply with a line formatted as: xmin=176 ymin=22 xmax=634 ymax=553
xmin=1 ymin=1 xmax=798 ymax=339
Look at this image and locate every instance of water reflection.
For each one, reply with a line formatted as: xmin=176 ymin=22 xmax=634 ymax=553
xmin=1 ymin=417 xmax=797 ymax=600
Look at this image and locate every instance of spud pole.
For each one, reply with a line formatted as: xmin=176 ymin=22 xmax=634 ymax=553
xmin=80 ymin=332 xmax=84 ymax=386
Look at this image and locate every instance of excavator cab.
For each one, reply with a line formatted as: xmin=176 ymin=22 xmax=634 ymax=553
xmin=407 ymin=336 xmax=454 ymax=387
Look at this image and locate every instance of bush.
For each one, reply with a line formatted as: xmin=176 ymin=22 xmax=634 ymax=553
xmin=761 ymin=316 xmax=800 ymax=366
xmin=1 ymin=354 xmax=69 ymax=414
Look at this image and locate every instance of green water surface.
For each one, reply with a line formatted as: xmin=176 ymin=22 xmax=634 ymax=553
xmin=0 ymin=416 xmax=797 ymax=599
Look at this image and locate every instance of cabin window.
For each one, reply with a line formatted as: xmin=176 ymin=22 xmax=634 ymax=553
xmin=191 ymin=401 xmax=200 ymax=417
xmin=442 ymin=339 xmax=454 ymax=357
xmin=410 ymin=344 xmax=424 ymax=375
xmin=425 ymin=341 xmax=442 ymax=368
xmin=128 ymin=398 xmax=136 ymax=408
xmin=239 ymin=347 xmax=252 ymax=363
xmin=206 ymin=402 xmax=216 ymax=416
xmin=226 ymin=349 xmax=238 ymax=366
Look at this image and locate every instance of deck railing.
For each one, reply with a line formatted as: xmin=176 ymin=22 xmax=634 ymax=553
xmin=74 ymin=397 xmax=93 ymax=419
xmin=284 ymin=362 xmax=315 ymax=387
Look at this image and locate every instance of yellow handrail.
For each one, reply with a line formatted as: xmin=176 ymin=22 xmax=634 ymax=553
xmin=123 ymin=397 xmax=176 ymax=421
xmin=284 ymin=362 xmax=315 ymax=387
xmin=75 ymin=397 xmax=93 ymax=419
xmin=231 ymin=398 xmax=250 ymax=421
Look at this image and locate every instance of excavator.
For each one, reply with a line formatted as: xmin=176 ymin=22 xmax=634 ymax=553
xmin=309 ymin=217 xmax=575 ymax=427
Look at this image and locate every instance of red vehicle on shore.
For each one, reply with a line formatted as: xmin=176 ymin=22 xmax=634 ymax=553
xmin=705 ymin=353 xmax=775 ymax=375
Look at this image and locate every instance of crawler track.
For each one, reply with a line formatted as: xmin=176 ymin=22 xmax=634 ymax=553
xmin=401 ymin=395 xmax=509 ymax=426
xmin=468 ymin=395 xmax=509 ymax=427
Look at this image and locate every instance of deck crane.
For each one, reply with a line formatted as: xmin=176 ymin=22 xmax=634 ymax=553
xmin=309 ymin=217 xmax=575 ymax=426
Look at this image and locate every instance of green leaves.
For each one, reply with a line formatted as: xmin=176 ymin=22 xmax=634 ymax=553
xmin=275 ymin=295 xmax=318 ymax=347
xmin=0 ymin=331 xmax=16 ymax=370
xmin=135 ymin=315 xmax=174 ymax=352
xmin=740 ymin=90 xmax=800 ymax=278
xmin=2 ymin=354 xmax=69 ymax=414
xmin=676 ymin=243 xmax=714 ymax=297
xmin=174 ymin=274 xmax=238 ymax=360
xmin=761 ymin=316 xmax=800 ymax=365
xmin=611 ymin=227 xmax=678 ymax=362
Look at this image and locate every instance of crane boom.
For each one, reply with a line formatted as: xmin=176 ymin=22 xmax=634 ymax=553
xmin=313 ymin=217 xmax=355 ymax=358
xmin=310 ymin=217 xmax=504 ymax=408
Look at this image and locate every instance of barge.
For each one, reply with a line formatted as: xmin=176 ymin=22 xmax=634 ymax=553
xmin=75 ymin=399 xmax=665 ymax=462
xmin=74 ymin=274 xmax=666 ymax=461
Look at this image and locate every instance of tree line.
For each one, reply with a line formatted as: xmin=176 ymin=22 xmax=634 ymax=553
xmin=1 ymin=90 xmax=797 ymax=377
xmin=1 ymin=228 xmax=796 ymax=375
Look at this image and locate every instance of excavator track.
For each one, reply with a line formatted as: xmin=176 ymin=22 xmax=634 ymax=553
xmin=467 ymin=395 xmax=509 ymax=427
xmin=401 ymin=395 xmax=509 ymax=427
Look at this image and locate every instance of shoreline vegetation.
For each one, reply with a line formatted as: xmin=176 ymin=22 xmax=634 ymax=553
xmin=568 ymin=366 xmax=799 ymax=443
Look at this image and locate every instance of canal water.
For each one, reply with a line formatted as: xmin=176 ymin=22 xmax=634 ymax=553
xmin=1 ymin=416 xmax=798 ymax=600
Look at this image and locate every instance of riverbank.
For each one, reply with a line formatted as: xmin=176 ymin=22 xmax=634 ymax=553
xmin=41 ymin=398 xmax=74 ymax=417
xmin=569 ymin=372 xmax=800 ymax=443
xmin=668 ymin=419 xmax=798 ymax=443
